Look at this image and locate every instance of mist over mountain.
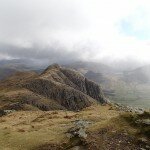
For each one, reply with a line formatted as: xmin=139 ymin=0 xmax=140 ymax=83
xmin=0 ymin=58 xmax=147 ymax=72
xmin=1 ymin=58 xmax=150 ymax=83
xmin=0 ymin=59 xmax=46 ymax=80
xmin=0 ymin=0 xmax=150 ymax=75
xmin=123 ymin=65 xmax=150 ymax=84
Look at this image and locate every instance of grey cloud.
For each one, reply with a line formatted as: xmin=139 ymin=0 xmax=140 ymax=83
xmin=0 ymin=0 xmax=91 ymax=63
xmin=0 ymin=0 xmax=149 ymax=66
xmin=0 ymin=42 xmax=82 ymax=64
xmin=0 ymin=0 xmax=87 ymax=43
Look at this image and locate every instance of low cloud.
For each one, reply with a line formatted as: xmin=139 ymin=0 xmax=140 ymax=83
xmin=0 ymin=0 xmax=150 ymax=64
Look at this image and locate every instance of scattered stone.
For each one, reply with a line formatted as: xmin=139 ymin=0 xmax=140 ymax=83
xmin=111 ymin=103 xmax=145 ymax=114
xmin=4 ymin=109 xmax=16 ymax=114
xmin=146 ymin=145 xmax=150 ymax=149
xmin=69 ymin=146 xmax=81 ymax=150
xmin=141 ymin=119 xmax=150 ymax=125
xmin=139 ymin=138 xmax=148 ymax=144
xmin=73 ymin=119 xmax=91 ymax=128
xmin=67 ymin=120 xmax=91 ymax=140
xmin=136 ymin=119 xmax=150 ymax=125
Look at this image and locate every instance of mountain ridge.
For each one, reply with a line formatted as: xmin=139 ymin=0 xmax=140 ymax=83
xmin=25 ymin=64 xmax=106 ymax=110
xmin=0 ymin=64 xmax=106 ymax=111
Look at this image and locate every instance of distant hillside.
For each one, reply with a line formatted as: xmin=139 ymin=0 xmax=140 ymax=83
xmin=0 ymin=59 xmax=44 ymax=80
xmin=85 ymin=71 xmax=106 ymax=83
xmin=64 ymin=61 xmax=116 ymax=75
xmin=123 ymin=65 xmax=150 ymax=83
xmin=0 ymin=67 xmax=17 ymax=80
xmin=74 ymin=63 xmax=150 ymax=109
xmin=0 ymin=59 xmax=35 ymax=70
xmin=0 ymin=60 xmax=117 ymax=81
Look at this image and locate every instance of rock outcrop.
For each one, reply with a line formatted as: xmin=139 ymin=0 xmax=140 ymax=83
xmin=25 ymin=64 xmax=106 ymax=111
xmin=0 ymin=109 xmax=6 ymax=117
xmin=67 ymin=120 xmax=91 ymax=139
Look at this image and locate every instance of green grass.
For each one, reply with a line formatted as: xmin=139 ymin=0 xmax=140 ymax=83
xmin=103 ymin=82 xmax=150 ymax=109
xmin=121 ymin=111 xmax=150 ymax=138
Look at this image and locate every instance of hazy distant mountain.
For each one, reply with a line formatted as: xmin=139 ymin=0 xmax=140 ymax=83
xmin=64 ymin=61 xmax=117 ymax=75
xmin=66 ymin=62 xmax=150 ymax=108
xmin=123 ymin=65 xmax=150 ymax=83
xmin=0 ymin=59 xmax=42 ymax=70
xmin=85 ymin=71 xmax=105 ymax=83
xmin=0 ymin=67 xmax=17 ymax=80
xmin=0 ymin=60 xmax=31 ymax=80
xmin=104 ymin=59 xmax=144 ymax=71
xmin=0 ymin=59 xmax=45 ymax=80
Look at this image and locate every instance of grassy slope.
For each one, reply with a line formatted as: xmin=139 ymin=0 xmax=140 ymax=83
xmin=0 ymin=105 xmax=149 ymax=150
xmin=110 ymin=83 xmax=150 ymax=109
xmin=0 ymin=105 xmax=119 ymax=150
xmin=101 ymin=75 xmax=150 ymax=109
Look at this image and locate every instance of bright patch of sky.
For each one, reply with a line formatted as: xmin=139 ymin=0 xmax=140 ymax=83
xmin=119 ymin=7 xmax=150 ymax=40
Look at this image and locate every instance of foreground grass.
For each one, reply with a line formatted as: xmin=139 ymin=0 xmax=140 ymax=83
xmin=0 ymin=105 xmax=149 ymax=150
xmin=0 ymin=105 xmax=119 ymax=150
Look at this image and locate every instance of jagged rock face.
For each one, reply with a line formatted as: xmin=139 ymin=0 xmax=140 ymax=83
xmin=61 ymin=67 xmax=105 ymax=103
xmin=25 ymin=64 xmax=106 ymax=111
xmin=85 ymin=79 xmax=105 ymax=103
xmin=0 ymin=109 xmax=6 ymax=117
xmin=26 ymin=79 xmax=92 ymax=110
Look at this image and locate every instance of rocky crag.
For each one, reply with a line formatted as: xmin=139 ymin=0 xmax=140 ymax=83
xmin=25 ymin=64 xmax=106 ymax=111
xmin=0 ymin=64 xmax=107 ymax=111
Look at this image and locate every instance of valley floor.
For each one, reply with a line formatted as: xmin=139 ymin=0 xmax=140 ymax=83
xmin=0 ymin=105 xmax=149 ymax=150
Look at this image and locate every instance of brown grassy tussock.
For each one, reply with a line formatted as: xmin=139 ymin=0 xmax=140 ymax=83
xmin=0 ymin=105 xmax=119 ymax=150
xmin=0 ymin=105 xmax=149 ymax=150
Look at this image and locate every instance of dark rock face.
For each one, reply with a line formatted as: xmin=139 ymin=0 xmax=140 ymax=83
xmin=26 ymin=79 xmax=92 ymax=110
xmin=25 ymin=64 xmax=106 ymax=111
xmin=85 ymin=78 xmax=105 ymax=103
xmin=0 ymin=109 xmax=6 ymax=117
xmin=61 ymin=68 xmax=105 ymax=103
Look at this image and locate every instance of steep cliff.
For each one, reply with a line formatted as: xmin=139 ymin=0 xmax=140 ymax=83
xmin=25 ymin=64 xmax=106 ymax=110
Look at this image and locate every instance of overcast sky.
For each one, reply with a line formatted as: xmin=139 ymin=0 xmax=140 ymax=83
xmin=0 ymin=0 xmax=150 ymax=64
